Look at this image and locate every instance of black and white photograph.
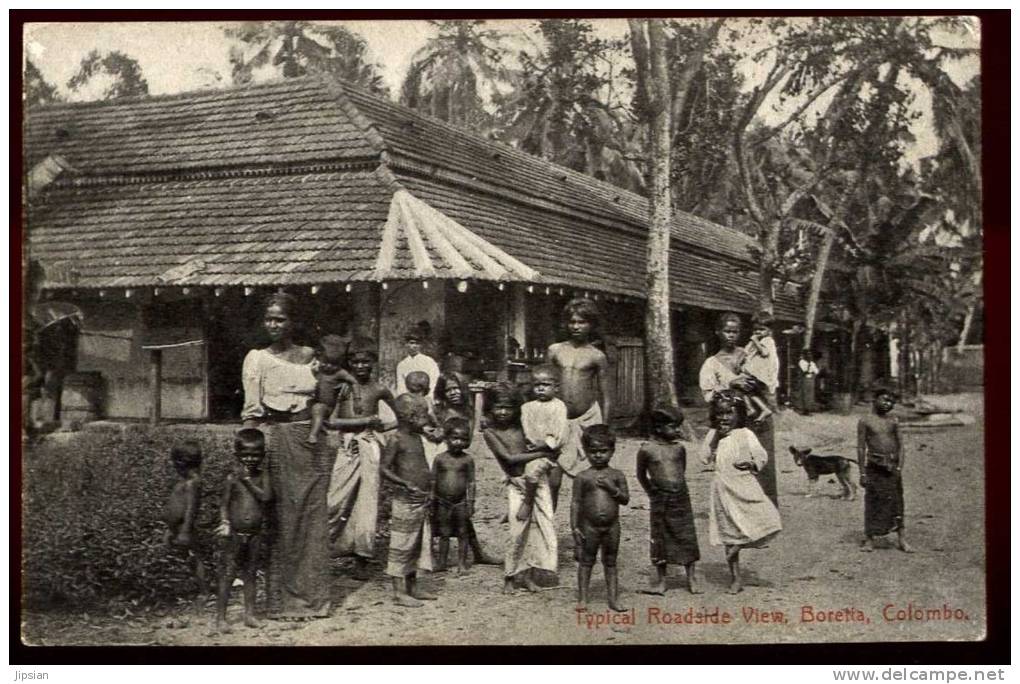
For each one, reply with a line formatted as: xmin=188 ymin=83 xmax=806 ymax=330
xmin=18 ymin=13 xmax=992 ymax=650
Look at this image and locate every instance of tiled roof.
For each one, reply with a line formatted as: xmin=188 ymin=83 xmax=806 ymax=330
xmin=396 ymin=173 xmax=800 ymax=319
xmin=28 ymin=168 xmax=393 ymax=287
xmin=24 ymin=78 xmax=378 ymax=174
xmin=25 ymin=76 xmax=801 ymax=318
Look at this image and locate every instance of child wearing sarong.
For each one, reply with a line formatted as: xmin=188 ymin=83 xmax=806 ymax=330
xmin=704 ymin=391 xmax=781 ymax=594
xmin=381 ymin=394 xmax=437 ymax=607
xmin=483 ymin=383 xmax=558 ymax=595
xmin=636 ymin=407 xmax=701 ymax=595
xmin=858 ymin=387 xmax=912 ymax=553
xmin=326 ymin=338 xmax=397 ymax=580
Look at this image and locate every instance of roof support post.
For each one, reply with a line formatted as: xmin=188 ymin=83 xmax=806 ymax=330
xmin=149 ymin=348 xmax=163 ymax=425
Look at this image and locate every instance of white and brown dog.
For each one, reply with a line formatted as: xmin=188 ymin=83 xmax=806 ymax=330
xmin=788 ymin=446 xmax=857 ymax=500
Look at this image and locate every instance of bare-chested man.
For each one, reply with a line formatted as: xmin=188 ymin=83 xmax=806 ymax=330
xmin=547 ymin=298 xmax=611 ymax=482
xmin=858 ymin=387 xmax=912 ymax=553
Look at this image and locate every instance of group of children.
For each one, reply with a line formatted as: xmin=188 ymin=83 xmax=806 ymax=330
xmin=162 ymin=298 xmax=911 ymax=627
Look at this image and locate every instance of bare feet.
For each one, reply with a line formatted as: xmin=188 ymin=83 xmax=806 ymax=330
xmin=213 ymin=619 xmax=233 ymax=634
xmin=860 ymin=538 xmax=875 ymax=553
xmin=243 ymin=614 xmax=261 ymax=629
xmin=727 ymin=580 xmax=744 ymax=594
xmin=502 ymin=580 xmax=516 ymax=595
xmin=522 ymin=574 xmax=541 ymax=593
xmin=516 ymin=503 xmax=533 ymax=522
xmin=687 ymin=576 xmax=703 ymax=595
xmin=608 ymin=599 xmax=629 ymax=613
xmin=412 ymin=589 xmax=438 ymax=601
xmin=451 ymin=565 xmax=469 ymax=577
xmin=393 ymin=594 xmax=424 ymax=608
xmin=897 ymin=538 xmax=914 ymax=553
xmin=305 ymin=435 xmax=319 ymax=446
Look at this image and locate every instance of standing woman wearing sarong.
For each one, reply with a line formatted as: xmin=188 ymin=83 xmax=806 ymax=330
xmin=699 ymin=312 xmax=779 ymax=506
xmin=242 ymin=293 xmax=332 ymax=619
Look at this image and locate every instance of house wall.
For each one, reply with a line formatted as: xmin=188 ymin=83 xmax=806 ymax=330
xmin=76 ymin=298 xmax=206 ymax=420
xmin=377 ymin=281 xmax=446 ymax=390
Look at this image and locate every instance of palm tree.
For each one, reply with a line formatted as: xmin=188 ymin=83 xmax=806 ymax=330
xmin=225 ymin=21 xmax=388 ymax=94
xmin=67 ymin=50 xmax=148 ymax=101
xmin=400 ymin=20 xmax=511 ymax=130
xmin=494 ymin=19 xmax=643 ymax=190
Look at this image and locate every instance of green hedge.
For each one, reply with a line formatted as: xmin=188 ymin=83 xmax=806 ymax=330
xmin=23 ymin=425 xmax=238 ymax=611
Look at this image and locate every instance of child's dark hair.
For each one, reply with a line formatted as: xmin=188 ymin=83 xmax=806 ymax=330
xmin=443 ymin=416 xmax=472 ymax=437
xmin=708 ymin=390 xmax=748 ymax=429
xmin=434 ymin=371 xmax=468 ymax=406
xmin=171 ymin=440 xmax=203 ymax=468
xmin=562 ymin=297 xmax=601 ymax=332
xmin=317 ymin=334 xmax=347 ymax=364
xmin=582 ymin=423 xmax=616 ymax=450
xmin=648 ymin=405 xmax=685 ymax=432
xmin=485 ymin=382 xmax=522 ymax=416
xmin=751 ymin=311 xmax=774 ymax=328
xmin=871 ymin=384 xmax=898 ymax=401
xmin=394 ymin=393 xmax=429 ymax=422
xmin=234 ymin=428 xmax=266 ymax=454
xmin=531 ymin=364 xmax=561 ymax=382
xmin=347 ymin=336 xmax=378 ymax=361
xmin=405 ymin=370 xmax=430 ymax=393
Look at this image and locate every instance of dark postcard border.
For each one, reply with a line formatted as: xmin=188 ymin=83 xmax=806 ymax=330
xmin=10 ymin=7 xmax=1009 ymax=666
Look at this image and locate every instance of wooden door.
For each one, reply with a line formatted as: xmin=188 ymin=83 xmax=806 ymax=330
xmin=607 ymin=336 xmax=644 ymax=423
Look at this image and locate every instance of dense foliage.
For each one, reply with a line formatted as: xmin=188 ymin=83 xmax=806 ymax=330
xmin=23 ymin=426 xmax=235 ymax=610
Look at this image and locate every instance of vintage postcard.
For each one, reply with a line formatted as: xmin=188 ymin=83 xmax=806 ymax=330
xmin=19 ymin=14 xmax=990 ymax=650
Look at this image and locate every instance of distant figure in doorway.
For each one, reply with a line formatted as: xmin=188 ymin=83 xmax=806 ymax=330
xmin=395 ymin=322 xmax=440 ymax=398
xmin=798 ymin=350 xmax=820 ymax=416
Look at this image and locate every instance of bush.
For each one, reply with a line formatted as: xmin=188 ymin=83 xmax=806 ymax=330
xmin=23 ymin=425 xmax=238 ymax=611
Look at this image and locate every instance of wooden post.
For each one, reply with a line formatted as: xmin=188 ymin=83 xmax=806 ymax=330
xmin=150 ymin=348 xmax=163 ymax=425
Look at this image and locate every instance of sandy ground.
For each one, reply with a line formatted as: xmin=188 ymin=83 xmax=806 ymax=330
xmin=22 ymin=394 xmax=986 ymax=646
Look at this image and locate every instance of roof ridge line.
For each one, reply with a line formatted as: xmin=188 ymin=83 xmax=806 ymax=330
xmin=329 ymin=81 xmax=390 ymax=158
xmin=388 ymin=152 xmax=759 ymax=266
xmin=42 ymin=158 xmax=381 ymax=189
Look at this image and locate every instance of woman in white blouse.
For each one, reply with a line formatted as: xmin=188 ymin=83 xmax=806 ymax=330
xmin=242 ymin=293 xmax=332 ymax=620
xmin=699 ymin=312 xmax=779 ymax=506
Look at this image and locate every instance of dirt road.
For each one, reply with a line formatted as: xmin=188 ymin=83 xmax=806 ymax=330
xmin=23 ymin=395 xmax=986 ymax=646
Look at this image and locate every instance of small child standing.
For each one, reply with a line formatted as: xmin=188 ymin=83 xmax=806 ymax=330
xmin=571 ymin=424 xmax=630 ymax=612
xmin=307 ymin=334 xmax=358 ymax=445
xmin=859 ymin=387 xmax=912 ymax=553
xmin=214 ymin=428 xmax=272 ymax=633
xmin=381 ymin=394 xmax=438 ymax=607
xmin=395 ymin=323 xmax=440 ymax=398
xmin=636 ymin=407 xmax=701 ymax=595
xmin=162 ymin=440 xmax=208 ymax=611
xmin=739 ymin=313 xmax=778 ymax=423
xmin=704 ymin=391 xmax=781 ymax=594
xmin=519 ymin=365 xmax=570 ymax=517
xmin=431 ymin=417 xmax=476 ymax=575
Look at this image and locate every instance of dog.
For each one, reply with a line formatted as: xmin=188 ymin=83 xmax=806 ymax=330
xmin=788 ymin=446 xmax=857 ymax=500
